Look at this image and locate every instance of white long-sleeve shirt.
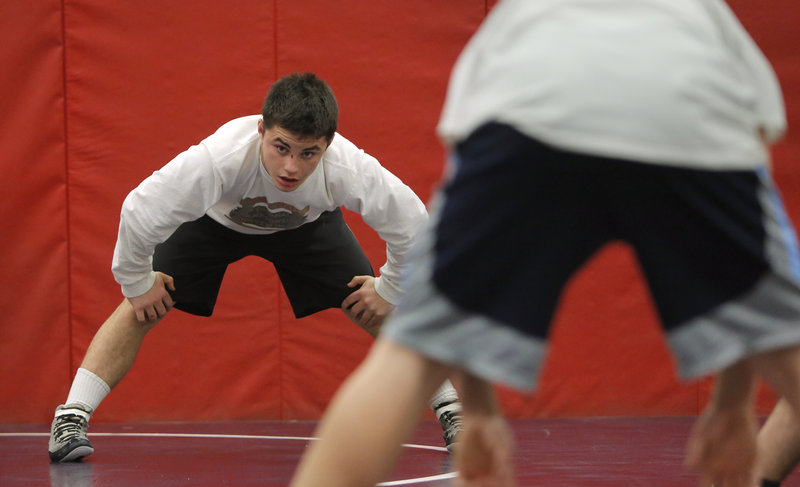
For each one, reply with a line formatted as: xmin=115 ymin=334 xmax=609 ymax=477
xmin=438 ymin=0 xmax=786 ymax=170
xmin=112 ymin=115 xmax=428 ymax=304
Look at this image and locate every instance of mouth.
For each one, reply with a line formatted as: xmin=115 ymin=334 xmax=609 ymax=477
xmin=277 ymin=176 xmax=300 ymax=188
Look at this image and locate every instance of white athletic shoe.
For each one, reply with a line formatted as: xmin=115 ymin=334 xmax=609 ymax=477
xmin=49 ymin=404 xmax=94 ymax=463
xmin=435 ymin=401 xmax=463 ymax=453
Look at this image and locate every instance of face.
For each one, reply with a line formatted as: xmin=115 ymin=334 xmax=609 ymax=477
xmin=258 ymin=119 xmax=328 ymax=192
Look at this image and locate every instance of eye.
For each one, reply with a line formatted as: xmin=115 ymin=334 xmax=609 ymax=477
xmin=302 ymin=151 xmax=317 ymax=159
xmin=274 ymin=145 xmax=289 ymax=154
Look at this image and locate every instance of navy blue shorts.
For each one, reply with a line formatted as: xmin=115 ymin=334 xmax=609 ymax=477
xmin=152 ymin=208 xmax=373 ymax=318
xmin=435 ymin=123 xmax=771 ymax=334
xmin=384 ymin=123 xmax=800 ymax=389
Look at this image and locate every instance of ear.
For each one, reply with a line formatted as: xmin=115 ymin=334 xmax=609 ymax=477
xmin=258 ymin=118 xmax=265 ymax=136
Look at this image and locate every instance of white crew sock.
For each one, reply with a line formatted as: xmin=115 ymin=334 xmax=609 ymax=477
xmin=61 ymin=368 xmax=111 ymax=415
xmin=428 ymin=379 xmax=460 ymax=415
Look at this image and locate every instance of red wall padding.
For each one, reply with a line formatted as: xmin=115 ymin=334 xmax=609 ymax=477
xmin=1 ymin=0 xmax=798 ymax=424
xmin=0 ymin=0 xmax=72 ymax=422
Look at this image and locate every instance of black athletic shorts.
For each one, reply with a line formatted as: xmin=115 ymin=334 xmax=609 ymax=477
xmin=152 ymin=208 xmax=374 ymax=318
xmin=384 ymin=122 xmax=800 ymax=389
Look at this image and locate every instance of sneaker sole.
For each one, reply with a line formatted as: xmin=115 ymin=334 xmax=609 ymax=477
xmin=50 ymin=444 xmax=94 ymax=463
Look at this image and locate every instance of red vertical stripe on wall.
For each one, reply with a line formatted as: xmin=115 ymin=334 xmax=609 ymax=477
xmin=0 ymin=0 xmax=71 ymax=422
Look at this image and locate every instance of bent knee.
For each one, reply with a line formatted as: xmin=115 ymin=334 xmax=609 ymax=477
xmin=117 ymin=300 xmax=167 ymax=331
xmin=360 ymin=317 xmax=386 ymax=338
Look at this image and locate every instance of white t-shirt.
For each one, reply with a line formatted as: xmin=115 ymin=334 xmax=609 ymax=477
xmin=112 ymin=115 xmax=428 ymax=302
xmin=438 ymin=0 xmax=786 ymax=169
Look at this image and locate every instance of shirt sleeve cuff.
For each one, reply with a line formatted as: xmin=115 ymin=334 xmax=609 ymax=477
xmin=120 ymin=271 xmax=157 ymax=298
xmin=373 ymin=275 xmax=401 ymax=306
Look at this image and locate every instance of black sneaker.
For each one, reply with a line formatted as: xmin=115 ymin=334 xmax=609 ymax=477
xmin=48 ymin=404 xmax=94 ymax=463
xmin=435 ymin=401 xmax=463 ymax=453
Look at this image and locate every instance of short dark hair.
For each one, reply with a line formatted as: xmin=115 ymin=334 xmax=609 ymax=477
xmin=261 ymin=73 xmax=338 ymax=143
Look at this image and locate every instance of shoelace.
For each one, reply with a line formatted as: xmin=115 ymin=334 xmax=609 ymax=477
xmin=53 ymin=415 xmax=88 ymax=442
xmin=438 ymin=411 xmax=463 ymax=440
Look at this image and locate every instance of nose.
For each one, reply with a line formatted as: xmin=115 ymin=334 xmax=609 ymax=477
xmin=284 ymin=153 xmax=299 ymax=174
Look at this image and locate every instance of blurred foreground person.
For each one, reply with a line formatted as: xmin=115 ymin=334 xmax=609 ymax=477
xmin=290 ymin=1 xmax=800 ymax=486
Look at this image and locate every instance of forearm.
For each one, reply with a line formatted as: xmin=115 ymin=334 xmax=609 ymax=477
xmin=371 ymin=274 xmax=398 ymax=306
xmin=359 ymin=170 xmax=429 ymax=305
xmin=451 ymin=372 xmax=516 ymax=486
xmin=374 ymin=234 xmax=424 ymax=305
xmin=453 ymin=372 xmax=499 ymax=417
xmin=709 ymin=360 xmax=756 ymax=413
xmin=111 ymin=220 xmax=158 ymax=298
xmin=685 ymin=360 xmax=760 ymax=487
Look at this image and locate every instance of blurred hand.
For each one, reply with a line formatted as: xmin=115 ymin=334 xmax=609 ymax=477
xmin=685 ymin=405 xmax=759 ymax=487
xmin=455 ymin=414 xmax=516 ymax=487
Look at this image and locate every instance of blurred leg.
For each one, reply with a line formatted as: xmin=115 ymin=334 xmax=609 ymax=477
xmin=759 ymin=398 xmax=800 ymax=483
xmin=290 ymin=340 xmax=450 ymax=487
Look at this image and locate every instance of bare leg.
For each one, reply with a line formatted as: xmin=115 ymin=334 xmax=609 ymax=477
xmin=342 ymin=307 xmax=463 ymax=448
xmin=290 ymin=340 xmax=451 ymax=487
xmin=80 ymin=299 xmax=164 ymax=388
xmin=341 ymin=307 xmax=385 ymax=339
xmin=759 ymin=398 xmax=800 ymax=483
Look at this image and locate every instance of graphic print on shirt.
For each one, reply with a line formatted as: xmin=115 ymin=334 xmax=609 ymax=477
xmin=227 ymin=196 xmax=309 ymax=230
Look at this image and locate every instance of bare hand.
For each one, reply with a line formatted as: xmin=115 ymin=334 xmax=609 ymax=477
xmin=455 ymin=414 xmax=516 ymax=487
xmin=127 ymin=272 xmax=176 ymax=323
xmin=685 ymin=405 xmax=759 ymax=487
xmin=341 ymin=276 xmax=393 ymax=334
